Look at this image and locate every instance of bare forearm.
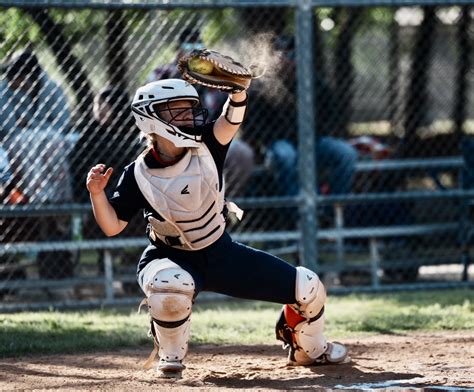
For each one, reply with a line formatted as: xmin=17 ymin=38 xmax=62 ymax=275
xmin=214 ymin=91 xmax=248 ymax=145
xmin=90 ymin=191 xmax=127 ymax=236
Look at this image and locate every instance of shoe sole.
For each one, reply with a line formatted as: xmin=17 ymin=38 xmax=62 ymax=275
xmin=157 ymin=362 xmax=185 ymax=379
xmin=158 ymin=369 xmax=183 ymax=379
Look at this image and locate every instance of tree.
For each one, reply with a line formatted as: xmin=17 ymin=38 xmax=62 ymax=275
xmin=400 ymin=6 xmax=437 ymax=158
xmin=332 ymin=7 xmax=362 ymax=139
xmin=453 ymin=6 xmax=471 ymax=141
xmin=105 ymin=10 xmax=128 ymax=90
xmin=24 ymin=7 xmax=94 ymax=115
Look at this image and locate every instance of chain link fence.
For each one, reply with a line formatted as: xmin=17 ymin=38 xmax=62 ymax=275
xmin=1 ymin=1 xmax=473 ymax=310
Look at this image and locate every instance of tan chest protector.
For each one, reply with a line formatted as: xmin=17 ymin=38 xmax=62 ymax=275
xmin=134 ymin=144 xmax=226 ymax=250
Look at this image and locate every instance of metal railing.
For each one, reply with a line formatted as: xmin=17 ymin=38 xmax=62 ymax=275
xmin=1 ymin=0 xmax=474 ymax=311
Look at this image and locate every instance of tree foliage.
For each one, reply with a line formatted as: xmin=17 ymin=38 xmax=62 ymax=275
xmin=0 ymin=8 xmax=40 ymax=60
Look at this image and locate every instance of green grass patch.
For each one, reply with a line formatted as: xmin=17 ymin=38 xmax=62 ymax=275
xmin=1 ymin=311 xmax=149 ymax=358
xmin=1 ymin=289 xmax=473 ymax=358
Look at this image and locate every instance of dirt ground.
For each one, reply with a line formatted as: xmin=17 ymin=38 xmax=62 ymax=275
xmin=1 ymin=331 xmax=473 ymax=391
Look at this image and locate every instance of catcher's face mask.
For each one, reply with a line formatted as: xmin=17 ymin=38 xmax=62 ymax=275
xmin=153 ymin=100 xmax=206 ymax=129
xmin=131 ymin=79 xmax=208 ymax=148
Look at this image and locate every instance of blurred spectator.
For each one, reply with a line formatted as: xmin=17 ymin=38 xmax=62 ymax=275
xmin=245 ymin=34 xmax=357 ymax=198
xmin=0 ymin=49 xmax=75 ymax=281
xmin=0 ymin=49 xmax=74 ymax=203
xmin=71 ymin=85 xmax=142 ymax=203
xmin=0 ymin=146 xmax=27 ymax=295
xmin=147 ymin=29 xmax=255 ymax=197
xmin=0 ymin=145 xmax=28 ymax=205
xmin=0 ymin=147 xmax=14 ymax=203
xmin=0 ymin=49 xmax=71 ymax=138
xmin=71 ymin=86 xmax=143 ymax=282
xmin=224 ymin=138 xmax=255 ymax=197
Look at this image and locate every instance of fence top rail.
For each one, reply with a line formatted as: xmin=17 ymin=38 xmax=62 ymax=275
xmin=0 ymin=231 xmax=301 ymax=254
xmin=0 ymin=203 xmax=92 ymax=217
xmin=2 ymin=187 xmax=474 ymax=217
xmin=0 ymin=197 xmax=302 ymax=217
xmin=318 ymin=189 xmax=474 ymax=204
xmin=0 ymin=222 xmax=461 ymax=254
xmin=319 ymin=222 xmax=460 ymax=239
xmin=0 ymin=0 xmax=295 ymax=9
xmin=355 ymin=156 xmax=464 ymax=172
xmin=1 ymin=0 xmax=473 ymax=9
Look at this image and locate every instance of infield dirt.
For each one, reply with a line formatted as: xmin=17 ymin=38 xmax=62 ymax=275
xmin=1 ymin=331 xmax=472 ymax=391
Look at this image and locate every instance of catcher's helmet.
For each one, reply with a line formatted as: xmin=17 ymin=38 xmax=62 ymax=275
xmin=131 ymin=79 xmax=208 ymax=148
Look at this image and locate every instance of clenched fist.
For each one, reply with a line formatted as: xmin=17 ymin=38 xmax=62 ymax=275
xmin=86 ymin=164 xmax=113 ymax=195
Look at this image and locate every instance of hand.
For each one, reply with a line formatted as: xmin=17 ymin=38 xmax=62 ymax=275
xmin=86 ymin=164 xmax=113 ymax=195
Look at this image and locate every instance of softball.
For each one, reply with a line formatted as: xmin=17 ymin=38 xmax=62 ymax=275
xmin=188 ymin=57 xmax=214 ymax=74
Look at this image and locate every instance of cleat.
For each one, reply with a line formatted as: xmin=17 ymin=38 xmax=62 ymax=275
xmin=286 ymin=342 xmax=349 ymax=366
xmin=319 ymin=341 xmax=350 ymax=364
xmin=157 ymin=359 xmax=186 ymax=378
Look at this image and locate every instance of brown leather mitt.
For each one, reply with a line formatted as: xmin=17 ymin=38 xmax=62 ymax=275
xmin=177 ymin=49 xmax=255 ymax=93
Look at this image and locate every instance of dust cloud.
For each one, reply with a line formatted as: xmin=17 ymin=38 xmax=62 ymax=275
xmin=215 ymin=33 xmax=290 ymax=102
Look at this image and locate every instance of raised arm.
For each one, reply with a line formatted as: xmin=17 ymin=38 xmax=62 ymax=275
xmin=87 ymin=164 xmax=128 ymax=236
xmin=177 ymin=49 xmax=253 ymax=146
xmin=213 ymin=90 xmax=248 ymax=145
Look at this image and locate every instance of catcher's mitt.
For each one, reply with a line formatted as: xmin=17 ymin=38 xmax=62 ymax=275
xmin=178 ymin=49 xmax=262 ymax=93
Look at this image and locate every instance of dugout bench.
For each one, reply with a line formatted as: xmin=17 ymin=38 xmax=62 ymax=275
xmin=239 ymin=155 xmax=474 ymax=285
xmin=312 ymin=156 xmax=473 ymax=284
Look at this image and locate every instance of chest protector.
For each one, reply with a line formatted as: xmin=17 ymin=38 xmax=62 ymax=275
xmin=134 ymin=143 xmax=225 ymax=250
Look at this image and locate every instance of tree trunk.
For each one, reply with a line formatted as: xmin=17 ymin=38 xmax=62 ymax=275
xmin=314 ymin=10 xmax=337 ymax=140
xmin=388 ymin=10 xmax=401 ymax=135
xmin=24 ymin=8 xmax=94 ymax=116
xmin=105 ymin=10 xmax=128 ymax=90
xmin=237 ymin=7 xmax=288 ymax=35
xmin=333 ymin=7 xmax=362 ymax=138
xmin=400 ymin=6 xmax=436 ymax=158
xmin=453 ymin=6 xmax=471 ymax=140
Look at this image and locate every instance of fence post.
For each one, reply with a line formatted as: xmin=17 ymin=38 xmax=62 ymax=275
xmin=369 ymin=238 xmax=381 ymax=288
xmin=296 ymin=0 xmax=318 ymax=271
xmin=103 ymin=250 xmax=114 ymax=302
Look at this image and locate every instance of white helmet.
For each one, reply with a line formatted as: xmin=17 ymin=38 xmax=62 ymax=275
xmin=131 ymin=79 xmax=208 ymax=148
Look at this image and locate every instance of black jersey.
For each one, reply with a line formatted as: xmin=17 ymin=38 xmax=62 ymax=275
xmin=108 ymin=121 xmax=230 ymax=223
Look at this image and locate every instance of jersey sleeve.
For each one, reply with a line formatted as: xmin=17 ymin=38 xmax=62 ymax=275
xmin=108 ymin=162 xmax=147 ymax=222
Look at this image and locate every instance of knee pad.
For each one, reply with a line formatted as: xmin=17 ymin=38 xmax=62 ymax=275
xmin=276 ymin=266 xmax=330 ymax=365
xmin=293 ymin=266 xmax=326 ymax=318
xmin=146 ymin=262 xmax=195 ymax=323
xmin=140 ymin=258 xmax=195 ymax=365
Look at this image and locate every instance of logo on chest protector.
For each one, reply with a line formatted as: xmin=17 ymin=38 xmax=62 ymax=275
xmin=181 ymin=185 xmax=190 ymax=195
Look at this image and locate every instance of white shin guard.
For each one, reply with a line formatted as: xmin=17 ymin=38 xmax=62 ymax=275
xmin=139 ymin=258 xmax=195 ymax=366
xmin=152 ymin=317 xmax=191 ymax=363
xmin=276 ymin=266 xmax=348 ymax=365
xmin=292 ymin=312 xmax=327 ymax=365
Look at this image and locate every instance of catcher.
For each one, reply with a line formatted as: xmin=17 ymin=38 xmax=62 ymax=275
xmin=86 ymin=49 xmax=348 ymax=377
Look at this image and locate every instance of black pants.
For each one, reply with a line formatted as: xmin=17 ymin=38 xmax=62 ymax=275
xmin=137 ymin=231 xmax=297 ymax=304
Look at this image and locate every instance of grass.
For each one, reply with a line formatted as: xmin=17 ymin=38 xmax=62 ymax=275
xmin=1 ymin=289 xmax=473 ymax=358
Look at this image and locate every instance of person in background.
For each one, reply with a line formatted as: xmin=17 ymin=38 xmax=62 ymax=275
xmin=71 ymin=86 xmax=141 ymax=203
xmin=0 ymin=49 xmax=71 ymax=139
xmin=70 ymin=86 xmax=143 ymax=284
xmin=0 ymin=48 xmax=75 ymax=282
xmin=245 ymin=35 xmax=357 ymax=199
